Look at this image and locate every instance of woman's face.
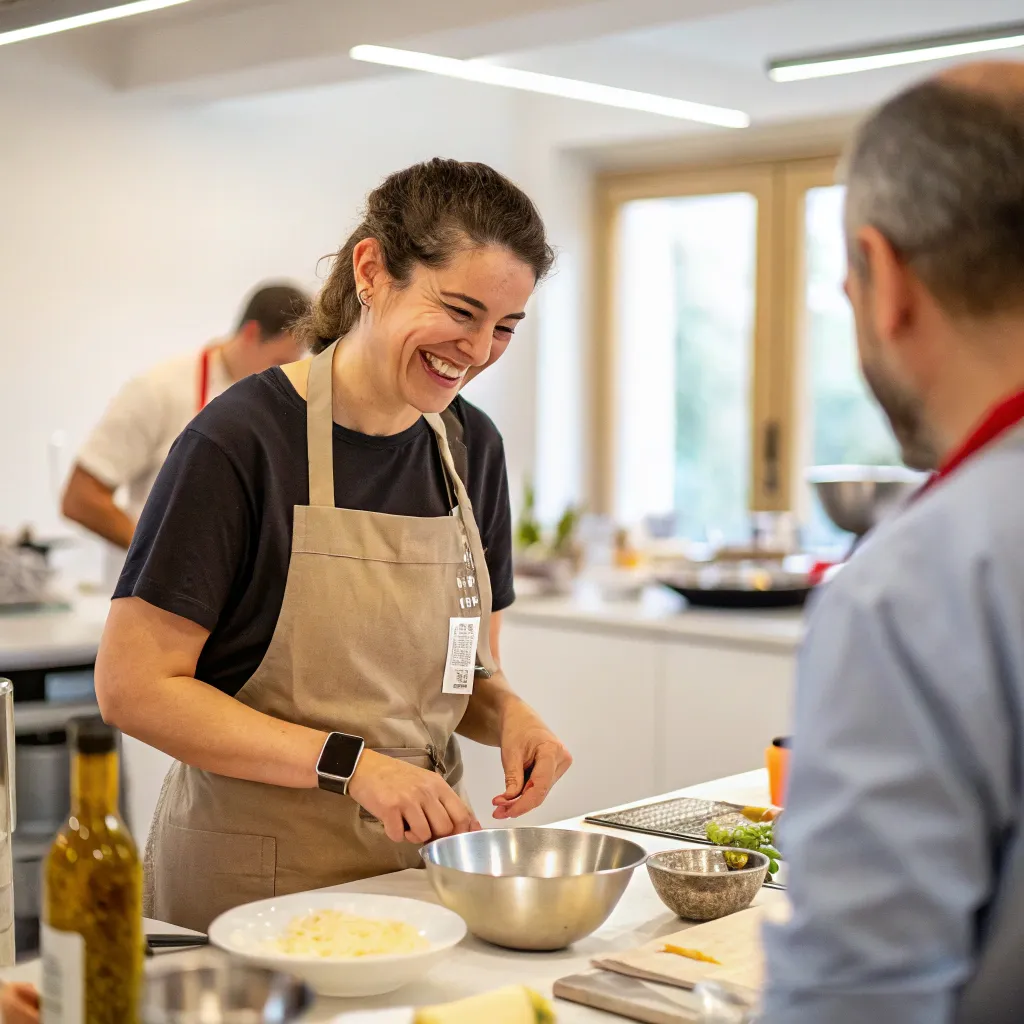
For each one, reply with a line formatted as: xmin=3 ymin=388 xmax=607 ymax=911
xmin=361 ymin=243 xmax=536 ymax=414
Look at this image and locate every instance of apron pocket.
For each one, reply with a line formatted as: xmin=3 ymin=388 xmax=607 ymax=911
xmin=154 ymin=823 xmax=277 ymax=932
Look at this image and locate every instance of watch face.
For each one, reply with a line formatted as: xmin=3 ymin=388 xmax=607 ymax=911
xmin=319 ymin=733 xmax=363 ymax=779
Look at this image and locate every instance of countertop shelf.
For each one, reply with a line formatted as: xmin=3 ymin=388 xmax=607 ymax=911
xmin=0 ymin=594 xmax=108 ymax=673
xmin=14 ymin=699 xmax=99 ymax=735
xmin=506 ymin=587 xmax=805 ymax=652
xmin=13 ymin=835 xmax=52 ymax=860
xmin=0 ymin=586 xmax=804 ymax=684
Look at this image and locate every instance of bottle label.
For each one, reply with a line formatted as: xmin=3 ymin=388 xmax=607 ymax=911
xmin=41 ymin=924 xmax=84 ymax=1024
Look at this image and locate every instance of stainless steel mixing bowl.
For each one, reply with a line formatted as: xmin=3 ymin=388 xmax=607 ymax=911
xmin=420 ymin=827 xmax=648 ymax=951
xmin=806 ymin=465 xmax=923 ymax=537
xmin=143 ymin=955 xmax=313 ymax=1023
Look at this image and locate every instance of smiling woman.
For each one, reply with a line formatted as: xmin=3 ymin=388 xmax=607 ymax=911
xmin=94 ymin=158 xmax=570 ymax=932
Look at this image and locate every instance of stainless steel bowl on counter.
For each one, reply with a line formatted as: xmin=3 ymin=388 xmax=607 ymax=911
xmin=142 ymin=955 xmax=313 ymax=1024
xmin=421 ymin=827 xmax=647 ymax=951
xmin=806 ymin=465 xmax=924 ymax=537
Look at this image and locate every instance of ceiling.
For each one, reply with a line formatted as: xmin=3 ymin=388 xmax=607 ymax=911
xmin=15 ymin=0 xmax=1024 ymax=127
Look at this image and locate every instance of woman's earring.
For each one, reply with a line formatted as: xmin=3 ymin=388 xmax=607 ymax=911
xmin=358 ymin=289 xmax=372 ymax=308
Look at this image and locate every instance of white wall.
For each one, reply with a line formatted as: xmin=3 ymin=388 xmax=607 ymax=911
xmin=1 ymin=38 xmax=765 ymax=570
xmin=0 ymin=47 xmax=537 ymax=562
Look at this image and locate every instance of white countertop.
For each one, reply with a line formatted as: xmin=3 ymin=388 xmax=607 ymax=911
xmin=0 ymin=595 xmax=109 ymax=672
xmin=507 ymin=587 xmax=804 ymax=653
xmin=2 ymin=770 xmax=778 ymax=1022
xmin=308 ymin=770 xmax=778 ymax=1022
xmin=0 ymin=587 xmax=804 ymax=676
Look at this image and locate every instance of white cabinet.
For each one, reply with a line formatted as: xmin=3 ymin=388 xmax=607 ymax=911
xmin=460 ymin=623 xmax=660 ymax=827
xmin=461 ymin=613 xmax=798 ymax=826
xmin=658 ymin=644 xmax=794 ymax=792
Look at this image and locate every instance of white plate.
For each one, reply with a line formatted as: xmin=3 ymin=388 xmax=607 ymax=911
xmin=208 ymin=891 xmax=467 ymax=997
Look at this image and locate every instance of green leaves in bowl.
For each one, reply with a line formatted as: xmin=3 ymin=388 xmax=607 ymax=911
xmin=706 ymin=821 xmax=782 ymax=880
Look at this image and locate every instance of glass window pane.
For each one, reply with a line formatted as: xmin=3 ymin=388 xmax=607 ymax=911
xmin=802 ymin=184 xmax=899 ymax=546
xmin=615 ymin=192 xmax=756 ymax=542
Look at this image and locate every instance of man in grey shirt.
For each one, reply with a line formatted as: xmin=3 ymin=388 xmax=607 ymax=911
xmin=760 ymin=62 xmax=1024 ymax=1023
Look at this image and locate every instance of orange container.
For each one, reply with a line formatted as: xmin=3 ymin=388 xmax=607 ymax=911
xmin=766 ymin=738 xmax=791 ymax=808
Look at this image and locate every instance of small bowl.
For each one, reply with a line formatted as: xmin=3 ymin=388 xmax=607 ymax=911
xmin=647 ymin=847 xmax=769 ymax=921
xmin=143 ymin=955 xmax=314 ymax=1023
xmin=421 ymin=827 xmax=648 ymax=950
xmin=208 ymin=891 xmax=466 ymax=997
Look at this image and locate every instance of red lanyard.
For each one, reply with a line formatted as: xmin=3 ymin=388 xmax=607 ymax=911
xmin=917 ymin=389 xmax=1024 ymax=498
xmin=196 ymin=346 xmax=215 ymax=412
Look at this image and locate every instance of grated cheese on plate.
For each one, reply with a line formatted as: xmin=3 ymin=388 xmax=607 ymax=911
xmin=268 ymin=909 xmax=429 ymax=958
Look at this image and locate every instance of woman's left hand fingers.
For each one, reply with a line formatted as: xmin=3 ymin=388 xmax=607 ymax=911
xmin=1 ymin=983 xmax=40 ymax=1024
xmin=498 ymin=744 xmax=558 ymax=818
xmin=493 ymin=703 xmax=572 ymax=817
xmin=494 ymin=741 xmax=572 ymax=819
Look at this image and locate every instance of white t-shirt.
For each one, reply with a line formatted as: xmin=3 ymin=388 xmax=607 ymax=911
xmin=77 ymin=345 xmax=233 ymax=520
xmin=77 ymin=346 xmax=233 ymax=589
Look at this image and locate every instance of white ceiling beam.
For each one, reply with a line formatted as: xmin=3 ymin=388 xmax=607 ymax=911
xmin=114 ymin=0 xmax=779 ymax=100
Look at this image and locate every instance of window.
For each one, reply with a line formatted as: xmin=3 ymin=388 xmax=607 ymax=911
xmin=615 ymin=192 xmax=757 ymax=542
xmin=800 ymin=183 xmax=900 ymax=546
xmin=595 ymin=156 xmax=897 ymax=548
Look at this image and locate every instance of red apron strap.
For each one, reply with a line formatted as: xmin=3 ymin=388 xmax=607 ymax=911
xmin=196 ymin=347 xmax=213 ymax=413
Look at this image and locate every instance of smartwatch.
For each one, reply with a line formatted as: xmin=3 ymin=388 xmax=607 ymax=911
xmin=316 ymin=732 xmax=365 ymax=796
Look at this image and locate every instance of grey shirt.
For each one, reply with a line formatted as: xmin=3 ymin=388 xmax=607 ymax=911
xmin=759 ymin=428 xmax=1024 ymax=1024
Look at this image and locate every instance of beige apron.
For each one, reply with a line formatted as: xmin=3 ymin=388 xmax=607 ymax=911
xmin=144 ymin=340 xmax=498 ymax=932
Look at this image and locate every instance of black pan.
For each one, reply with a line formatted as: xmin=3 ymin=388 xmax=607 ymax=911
xmin=659 ymin=580 xmax=812 ymax=609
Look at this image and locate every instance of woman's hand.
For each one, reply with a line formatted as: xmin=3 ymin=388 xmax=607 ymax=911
xmin=348 ymin=750 xmax=481 ymax=844
xmin=1 ymin=983 xmax=39 ymax=1024
xmin=492 ymin=701 xmax=572 ymax=820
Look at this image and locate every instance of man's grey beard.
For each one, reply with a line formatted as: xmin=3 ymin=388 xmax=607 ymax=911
xmin=861 ymin=357 xmax=940 ymax=472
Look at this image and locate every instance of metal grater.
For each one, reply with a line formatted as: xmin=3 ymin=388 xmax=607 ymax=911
xmin=585 ymin=795 xmax=787 ymax=890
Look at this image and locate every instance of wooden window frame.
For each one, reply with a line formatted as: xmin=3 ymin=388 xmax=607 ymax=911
xmin=592 ymin=154 xmax=841 ymax=521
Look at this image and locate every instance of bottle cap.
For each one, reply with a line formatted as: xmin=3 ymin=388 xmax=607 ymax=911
xmin=69 ymin=715 xmax=116 ymax=755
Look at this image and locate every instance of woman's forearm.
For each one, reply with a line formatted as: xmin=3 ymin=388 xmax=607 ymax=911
xmin=108 ymin=673 xmax=327 ymax=788
xmin=96 ymin=597 xmax=326 ymax=789
xmin=457 ymin=671 xmax=519 ymax=746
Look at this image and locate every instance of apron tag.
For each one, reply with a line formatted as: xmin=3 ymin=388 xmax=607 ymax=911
xmin=442 ymin=616 xmax=479 ymax=695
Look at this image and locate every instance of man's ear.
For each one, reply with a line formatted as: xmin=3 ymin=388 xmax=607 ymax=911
xmin=855 ymin=225 xmax=914 ymax=346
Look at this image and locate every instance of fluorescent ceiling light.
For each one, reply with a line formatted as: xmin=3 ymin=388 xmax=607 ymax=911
xmin=0 ymin=0 xmax=193 ymax=47
xmin=350 ymin=44 xmax=749 ymax=129
xmin=769 ymin=21 xmax=1024 ymax=81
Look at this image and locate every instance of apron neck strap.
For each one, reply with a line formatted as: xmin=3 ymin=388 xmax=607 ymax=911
xmin=306 ymin=340 xmax=339 ymax=507
xmin=425 ymin=412 xmax=497 ymax=674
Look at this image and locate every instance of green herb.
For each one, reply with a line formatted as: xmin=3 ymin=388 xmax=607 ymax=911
xmin=706 ymin=820 xmax=782 ymax=880
xmin=552 ymin=506 xmax=579 ymax=555
xmin=515 ymin=480 xmax=542 ymax=550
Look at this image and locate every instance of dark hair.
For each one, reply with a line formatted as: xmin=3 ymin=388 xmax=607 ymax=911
xmin=295 ymin=159 xmax=555 ymax=354
xmin=844 ymin=81 xmax=1024 ymax=317
xmin=236 ymin=283 xmax=311 ymax=340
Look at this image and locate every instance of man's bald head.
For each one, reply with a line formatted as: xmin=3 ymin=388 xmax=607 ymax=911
xmin=938 ymin=59 xmax=1024 ymax=98
xmin=843 ymin=60 xmax=1024 ymax=319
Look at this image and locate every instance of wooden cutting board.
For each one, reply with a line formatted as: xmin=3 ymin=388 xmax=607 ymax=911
xmin=555 ymin=902 xmax=787 ymax=1021
xmin=553 ymin=971 xmax=700 ymax=1024
xmin=592 ymin=905 xmax=775 ymax=992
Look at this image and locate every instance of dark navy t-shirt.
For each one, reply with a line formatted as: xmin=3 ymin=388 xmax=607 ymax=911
xmin=115 ymin=368 xmax=515 ymax=697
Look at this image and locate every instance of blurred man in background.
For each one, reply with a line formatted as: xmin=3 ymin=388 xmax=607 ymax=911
xmin=760 ymin=62 xmax=1024 ymax=1024
xmin=62 ymin=282 xmax=309 ymax=551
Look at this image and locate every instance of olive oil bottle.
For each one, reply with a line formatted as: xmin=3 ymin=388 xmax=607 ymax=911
xmin=42 ymin=717 xmax=143 ymax=1024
